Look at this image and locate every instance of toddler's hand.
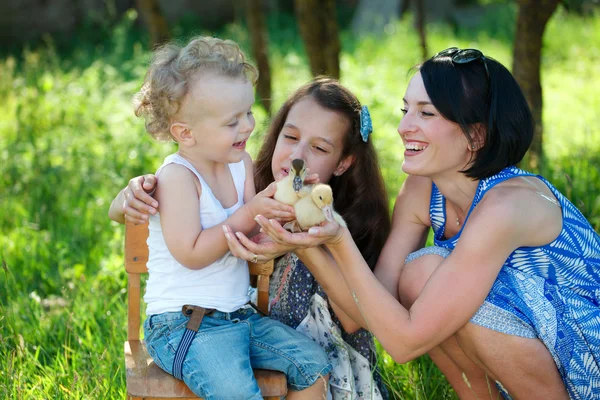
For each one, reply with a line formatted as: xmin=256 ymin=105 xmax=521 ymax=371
xmin=245 ymin=182 xmax=295 ymax=222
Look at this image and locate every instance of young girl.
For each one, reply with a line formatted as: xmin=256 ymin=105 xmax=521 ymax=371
xmin=110 ymin=78 xmax=391 ymax=399
xmin=110 ymin=36 xmax=331 ymax=400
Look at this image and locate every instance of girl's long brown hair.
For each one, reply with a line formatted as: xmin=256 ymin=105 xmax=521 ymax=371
xmin=254 ymin=78 xmax=391 ymax=269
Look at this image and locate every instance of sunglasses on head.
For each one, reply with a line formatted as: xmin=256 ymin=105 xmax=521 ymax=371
xmin=433 ymin=47 xmax=490 ymax=80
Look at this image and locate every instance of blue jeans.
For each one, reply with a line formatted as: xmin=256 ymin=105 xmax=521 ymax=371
xmin=144 ymin=305 xmax=331 ymax=400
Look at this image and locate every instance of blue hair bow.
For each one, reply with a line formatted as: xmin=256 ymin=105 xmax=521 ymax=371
xmin=360 ymin=105 xmax=372 ymax=142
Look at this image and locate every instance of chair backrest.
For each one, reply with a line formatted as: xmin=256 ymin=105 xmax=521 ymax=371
xmin=124 ymin=222 xmax=273 ymax=341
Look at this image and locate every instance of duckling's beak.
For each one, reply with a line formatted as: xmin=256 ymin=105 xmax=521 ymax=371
xmin=321 ymin=205 xmax=334 ymax=222
xmin=293 ymin=176 xmax=303 ymax=192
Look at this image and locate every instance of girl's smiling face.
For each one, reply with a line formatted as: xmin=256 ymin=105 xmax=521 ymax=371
xmin=271 ymin=96 xmax=354 ymax=184
xmin=398 ymin=72 xmax=474 ymax=178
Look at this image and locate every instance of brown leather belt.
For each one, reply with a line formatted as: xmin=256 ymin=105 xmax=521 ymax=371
xmin=181 ymin=304 xmax=215 ymax=332
xmin=181 ymin=301 xmax=265 ymax=330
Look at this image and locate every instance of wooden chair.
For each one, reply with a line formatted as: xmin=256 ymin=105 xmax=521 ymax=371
xmin=124 ymin=222 xmax=287 ymax=400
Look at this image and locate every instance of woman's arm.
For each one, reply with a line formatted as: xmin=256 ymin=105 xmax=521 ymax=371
xmin=252 ymin=175 xmax=432 ymax=330
xmin=321 ymin=187 xmax=553 ymax=363
xmin=224 ymin=217 xmax=367 ymax=331
xmin=225 ymin=224 xmax=364 ymax=333
xmin=373 ymin=175 xmax=431 ymax=300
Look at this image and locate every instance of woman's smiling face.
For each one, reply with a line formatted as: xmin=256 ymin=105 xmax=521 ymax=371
xmin=271 ymin=96 xmax=353 ymax=184
xmin=398 ymin=72 xmax=474 ymax=178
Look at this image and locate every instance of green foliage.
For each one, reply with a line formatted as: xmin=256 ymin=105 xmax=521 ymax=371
xmin=1 ymin=5 xmax=599 ymax=399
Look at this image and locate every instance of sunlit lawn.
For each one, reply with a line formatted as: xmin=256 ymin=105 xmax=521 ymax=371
xmin=1 ymin=5 xmax=599 ymax=399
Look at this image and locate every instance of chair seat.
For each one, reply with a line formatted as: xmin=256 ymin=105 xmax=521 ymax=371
xmin=125 ymin=340 xmax=288 ymax=399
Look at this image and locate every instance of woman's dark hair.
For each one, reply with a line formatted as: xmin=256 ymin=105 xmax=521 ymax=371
xmin=419 ymin=50 xmax=534 ymax=179
xmin=254 ymin=77 xmax=391 ymax=269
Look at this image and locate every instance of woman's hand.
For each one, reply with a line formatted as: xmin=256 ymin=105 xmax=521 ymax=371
xmin=223 ymin=225 xmax=295 ymax=263
xmin=122 ymin=174 xmax=158 ymax=224
xmin=254 ymin=215 xmax=346 ymax=249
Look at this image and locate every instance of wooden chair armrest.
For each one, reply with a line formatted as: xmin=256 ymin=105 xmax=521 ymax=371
xmin=249 ymin=260 xmax=274 ymax=315
xmin=249 ymin=260 xmax=274 ymax=276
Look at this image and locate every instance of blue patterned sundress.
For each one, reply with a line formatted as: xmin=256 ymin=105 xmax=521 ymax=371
xmin=429 ymin=166 xmax=600 ymax=399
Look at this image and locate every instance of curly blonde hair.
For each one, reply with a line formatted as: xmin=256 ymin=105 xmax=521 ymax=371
xmin=133 ymin=36 xmax=258 ymax=141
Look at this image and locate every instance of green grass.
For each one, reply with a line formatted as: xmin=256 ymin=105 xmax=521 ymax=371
xmin=1 ymin=5 xmax=599 ymax=399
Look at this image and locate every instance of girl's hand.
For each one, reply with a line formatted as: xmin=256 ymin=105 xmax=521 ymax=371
xmin=122 ymin=174 xmax=158 ymax=224
xmin=272 ymin=168 xmax=319 ymax=185
xmin=245 ymin=182 xmax=295 ymax=223
xmin=303 ymin=172 xmax=320 ymax=185
xmin=254 ymin=215 xmax=346 ymax=249
xmin=223 ymin=225 xmax=295 ymax=263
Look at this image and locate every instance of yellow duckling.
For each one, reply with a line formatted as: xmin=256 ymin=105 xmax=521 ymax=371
xmin=294 ymin=184 xmax=347 ymax=231
xmin=274 ymin=158 xmax=309 ymax=206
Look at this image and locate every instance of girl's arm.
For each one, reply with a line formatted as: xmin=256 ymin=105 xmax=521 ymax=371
xmin=108 ymin=188 xmax=128 ymax=224
xmin=108 ymin=174 xmax=158 ymax=224
xmin=294 ymin=246 xmax=366 ymax=332
xmin=329 ymin=300 xmax=361 ymax=333
xmin=320 ymin=186 xmax=558 ymax=363
xmin=242 ymin=155 xmax=257 ymax=203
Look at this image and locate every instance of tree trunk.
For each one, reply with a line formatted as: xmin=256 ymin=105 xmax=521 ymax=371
xmin=414 ymin=0 xmax=427 ymax=60
xmin=411 ymin=0 xmax=454 ymax=22
xmin=246 ymin=0 xmax=272 ymax=114
xmin=400 ymin=0 xmax=411 ymax=17
xmin=512 ymin=0 xmax=560 ymax=170
xmin=135 ymin=0 xmax=170 ymax=48
xmin=294 ymin=0 xmax=340 ymax=78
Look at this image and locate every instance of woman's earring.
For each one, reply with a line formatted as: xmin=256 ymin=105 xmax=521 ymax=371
xmin=471 ymin=145 xmax=476 ymax=150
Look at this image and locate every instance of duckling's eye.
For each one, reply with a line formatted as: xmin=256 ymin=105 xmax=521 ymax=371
xmin=319 ymin=196 xmax=323 ymax=200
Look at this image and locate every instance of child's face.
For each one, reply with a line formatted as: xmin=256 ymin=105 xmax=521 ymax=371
xmin=178 ymin=74 xmax=255 ymax=164
xmin=271 ymin=97 xmax=352 ymax=184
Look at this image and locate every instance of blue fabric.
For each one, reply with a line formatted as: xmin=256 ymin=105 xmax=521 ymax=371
xmin=144 ymin=308 xmax=331 ymax=399
xmin=429 ymin=166 xmax=600 ymax=399
xmin=172 ymin=327 xmax=196 ymax=380
xmin=404 ymin=246 xmax=451 ymax=264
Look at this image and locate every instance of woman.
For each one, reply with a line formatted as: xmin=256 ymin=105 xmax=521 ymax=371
xmin=250 ymin=48 xmax=600 ymax=399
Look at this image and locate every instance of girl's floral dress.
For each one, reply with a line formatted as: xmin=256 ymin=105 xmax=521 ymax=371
xmin=268 ymin=253 xmax=388 ymax=400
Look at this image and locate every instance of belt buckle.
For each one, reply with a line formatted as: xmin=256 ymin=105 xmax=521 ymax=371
xmin=181 ymin=305 xmax=206 ymax=332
